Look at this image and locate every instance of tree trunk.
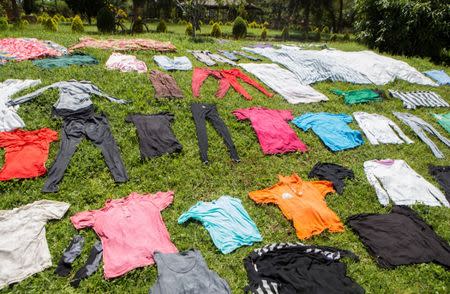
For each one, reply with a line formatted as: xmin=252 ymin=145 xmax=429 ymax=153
xmin=10 ymin=0 xmax=19 ymax=22
xmin=54 ymin=0 xmax=57 ymax=12
xmin=338 ymin=0 xmax=343 ymax=32
xmin=304 ymin=3 xmax=310 ymax=30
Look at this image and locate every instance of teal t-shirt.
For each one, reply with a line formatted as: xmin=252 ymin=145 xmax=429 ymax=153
xmin=178 ymin=196 xmax=262 ymax=254
xmin=434 ymin=112 xmax=450 ymax=134
xmin=331 ymin=89 xmax=383 ymax=105
xmin=32 ymin=54 xmax=98 ymax=69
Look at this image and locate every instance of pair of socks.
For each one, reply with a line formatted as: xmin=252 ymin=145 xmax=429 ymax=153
xmin=54 ymin=235 xmax=103 ymax=288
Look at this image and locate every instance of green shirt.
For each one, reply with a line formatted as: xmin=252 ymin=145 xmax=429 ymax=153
xmin=433 ymin=112 xmax=450 ymax=134
xmin=32 ymin=54 xmax=98 ymax=69
xmin=331 ymin=89 xmax=383 ymax=105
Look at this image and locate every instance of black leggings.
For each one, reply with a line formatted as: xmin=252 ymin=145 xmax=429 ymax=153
xmin=42 ymin=107 xmax=128 ymax=193
xmin=191 ymin=103 xmax=239 ymax=163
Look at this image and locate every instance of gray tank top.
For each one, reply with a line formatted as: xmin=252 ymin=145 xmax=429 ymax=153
xmin=149 ymin=250 xmax=231 ymax=294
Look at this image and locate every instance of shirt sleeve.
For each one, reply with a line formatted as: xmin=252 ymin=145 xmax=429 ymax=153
xmin=32 ymin=200 xmax=70 ymax=222
xmin=70 ymin=210 xmax=96 ymax=229
xmin=311 ymin=181 xmax=335 ymax=198
xmin=364 ymin=162 xmax=390 ymax=206
xmin=150 ymin=191 xmax=174 ymax=211
xmin=248 ymin=189 xmax=276 ymax=204
xmin=232 ymin=109 xmax=249 ymax=121
xmin=7 ymin=83 xmax=58 ymax=106
xmin=291 ymin=114 xmax=311 ymax=131
xmin=177 ymin=202 xmax=203 ymax=224
xmin=89 ymin=84 xmax=129 ymax=104
xmin=278 ymin=110 xmax=294 ymax=121
xmin=338 ymin=113 xmax=353 ymax=123
xmin=125 ymin=114 xmax=134 ymax=123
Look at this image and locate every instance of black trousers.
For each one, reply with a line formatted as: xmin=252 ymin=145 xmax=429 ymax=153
xmin=190 ymin=103 xmax=239 ymax=163
xmin=42 ymin=107 xmax=128 ymax=193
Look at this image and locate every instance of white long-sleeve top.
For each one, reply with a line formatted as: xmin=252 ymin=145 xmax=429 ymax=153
xmin=353 ymin=112 xmax=413 ymax=145
xmin=364 ymin=159 xmax=449 ymax=207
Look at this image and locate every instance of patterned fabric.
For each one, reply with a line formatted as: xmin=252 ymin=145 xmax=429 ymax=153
xmin=389 ymin=90 xmax=449 ymax=109
xmin=69 ymin=37 xmax=176 ymax=52
xmin=0 ymin=38 xmax=66 ymax=63
xmin=105 ymin=53 xmax=147 ymax=73
xmin=393 ymin=112 xmax=450 ymax=158
xmin=243 ymin=46 xmax=437 ymax=86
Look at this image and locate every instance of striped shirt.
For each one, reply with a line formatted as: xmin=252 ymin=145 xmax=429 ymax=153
xmin=242 ymin=46 xmax=438 ymax=86
xmin=389 ymin=90 xmax=449 ymax=109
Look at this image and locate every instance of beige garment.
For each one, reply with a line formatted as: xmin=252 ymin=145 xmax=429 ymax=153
xmin=0 ymin=200 xmax=70 ymax=289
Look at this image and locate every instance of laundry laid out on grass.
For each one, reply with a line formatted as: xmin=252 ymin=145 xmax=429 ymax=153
xmin=0 ymin=35 xmax=449 ymax=293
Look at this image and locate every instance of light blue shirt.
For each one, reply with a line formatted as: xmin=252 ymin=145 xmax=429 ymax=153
xmin=153 ymin=56 xmax=192 ymax=71
xmin=178 ymin=196 xmax=262 ymax=254
xmin=423 ymin=70 xmax=450 ymax=86
xmin=292 ymin=112 xmax=364 ymax=151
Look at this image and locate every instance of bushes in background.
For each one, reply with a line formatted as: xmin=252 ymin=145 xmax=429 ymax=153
xmin=210 ymin=22 xmax=221 ymax=38
xmin=156 ymin=19 xmax=167 ymax=33
xmin=260 ymin=27 xmax=267 ymax=40
xmin=281 ymin=27 xmax=289 ymax=41
xmin=0 ymin=16 xmax=8 ymax=30
xmin=43 ymin=17 xmax=58 ymax=31
xmin=355 ymin=0 xmax=449 ymax=62
xmin=97 ymin=6 xmax=115 ymax=33
xmin=232 ymin=16 xmax=247 ymax=39
xmin=185 ymin=22 xmax=193 ymax=36
xmin=71 ymin=15 xmax=84 ymax=33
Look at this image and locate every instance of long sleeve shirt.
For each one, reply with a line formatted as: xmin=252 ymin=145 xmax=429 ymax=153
xmin=7 ymin=80 xmax=127 ymax=111
xmin=363 ymin=159 xmax=449 ymax=207
xmin=353 ymin=112 xmax=413 ymax=145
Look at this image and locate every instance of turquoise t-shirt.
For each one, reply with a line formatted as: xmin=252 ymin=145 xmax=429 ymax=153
xmin=331 ymin=89 xmax=383 ymax=105
xmin=178 ymin=196 xmax=262 ymax=254
xmin=434 ymin=112 xmax=450 ymax=134
xmin=292 ymin=112 xmax=364 ymax=151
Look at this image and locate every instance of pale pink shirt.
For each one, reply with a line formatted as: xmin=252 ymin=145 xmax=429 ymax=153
xmin=70 ymin=191 xmax=178 ymax=279
xmin=105 ymin=52 xmax=148 ymax=73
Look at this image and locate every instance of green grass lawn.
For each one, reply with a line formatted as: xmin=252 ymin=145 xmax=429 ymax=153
xmin=0 ymin=23 xmax=449 ymax=293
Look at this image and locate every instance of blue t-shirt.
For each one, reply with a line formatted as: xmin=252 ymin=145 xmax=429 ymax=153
xmin=424 ymin=70 xmax=450 ymax=86
xmin=292 ymin=112 xmax=364 ymax=151
xmin=178 ymin=196 xmax=262 ymax=254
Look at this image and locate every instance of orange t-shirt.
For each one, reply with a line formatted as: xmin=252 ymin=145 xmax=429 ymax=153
xmin=249 ymin=173 xmax=344 ymax=239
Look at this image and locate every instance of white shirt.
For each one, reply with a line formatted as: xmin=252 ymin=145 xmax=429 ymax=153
xmin=353 ymin=112 xmax=413 ymax=145
xmin=363 ymin=159 xmax=449 ymax=207
xmin=239 ymin=63 xmax=328 ymax=104
xmin=242 ymin=46 xmax=437 ymax=86
xmin=0 ymin=200 xmax=70 ymax=289
xmin=0 ymin=79 xmax=41 ymax=132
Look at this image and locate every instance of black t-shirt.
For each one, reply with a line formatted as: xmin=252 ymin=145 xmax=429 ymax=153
xmin=347 ymin=206 xmax=450 ymax=269
xmin=126 ymin=113 xmax=182 ymax=159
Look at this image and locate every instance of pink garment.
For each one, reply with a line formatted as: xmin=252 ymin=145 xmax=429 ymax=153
xmin=105 ymin=53 xmax=147 ymax=73
xmin=69 ymin=37 xmax=176 ymax=52
xmin=70 ymin=191 xmax=178 ymax=279
xmin=0 ymin=38 xmax=63 ymax=61
xmin=233 ymin=107 xmax=308 ymax=154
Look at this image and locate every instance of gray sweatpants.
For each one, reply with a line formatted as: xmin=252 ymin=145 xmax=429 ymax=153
xmin=42 ymin=107 xmax=128 ymax=193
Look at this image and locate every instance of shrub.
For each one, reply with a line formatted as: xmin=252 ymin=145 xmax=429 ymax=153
xmin=71 ymin=15 xmax=84 ymax=33
xmin=330 ymin=34 xmax=337 ymax=42
xmin=185 ymin=22 xmax=194 ymax=36
xmin=281 ymin=27 xmax=289 ymax=41
xmin=308 ymin=27 xmax=321 ymax=41
xmin=199 ymin=20 xmax=204 ymax=26
xmin=232 ymin=16 xmax=247 ymax=39
xmin=210 ymin=22 xmax=221 ymax=38
xmin=52 ymin=15 xmax=59 ymax=24
xmin=156 ymin=19 xmax=167 ymax=33
xmin=218 ymin=21 xmax=223 ymax=26
xmin=343 ymin=33 xmax=350 ymax=41
xmin=322 ymin=26 xmax=330 ymax=34
xmin=355 ymin=0 xmax=449 ymax=62
xmin=209 ymin=20 xmax=214 ymax=25
xmin=249 ymin=21 xmax=258 ymax=28
xmin=263 ymin=21 xmax=269 ymax=28
xmin=0 ymin=17 xmax=8 ymax=31
xmin=260 ymin=27 xmax=267 ymax=40
xmin=132 ymin=17 xmax=144 ymax=33
xmin=43 ymin=17 xmax=58 ymax=32
xmin=0 ymin=4 xmax=6 ymax=18
xmin=225 ymin=21 xmax=232 ymax=26
xmin=97 ymin=7 xmax=115 ymax=33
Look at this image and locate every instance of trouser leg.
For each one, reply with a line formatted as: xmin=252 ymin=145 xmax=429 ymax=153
xmin=70 ymin=241 xmax=103 ymax=288
xmin=86 ymin=114 xmax=128 ymax=183
xmin=207 ymin=106 xmax=240 ymax=162
xmin=42 ymin=119 xmax=84 ymax=193
xmin=191 ymin=104 xmax=209 ymax=163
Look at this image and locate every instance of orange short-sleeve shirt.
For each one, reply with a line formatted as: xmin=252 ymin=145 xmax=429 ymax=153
xmin=249 ymin=173 xmax=344 ymax=239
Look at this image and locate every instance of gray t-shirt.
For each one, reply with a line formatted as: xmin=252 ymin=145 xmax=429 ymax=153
xmin=0 ymin=200 xmax=70 ymax=289
xmin=149 ymin=250 xmax=231 ymax=294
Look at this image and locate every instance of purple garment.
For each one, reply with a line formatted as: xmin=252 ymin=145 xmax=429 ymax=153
xmin=232 ymin=107 xmax=308 ymax=155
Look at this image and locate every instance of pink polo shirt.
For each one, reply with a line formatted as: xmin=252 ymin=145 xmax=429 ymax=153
xmin=70 ymin=191 xmax=178 ymax=279
xmin=233 ymin=107 xmax=308 ymax=154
